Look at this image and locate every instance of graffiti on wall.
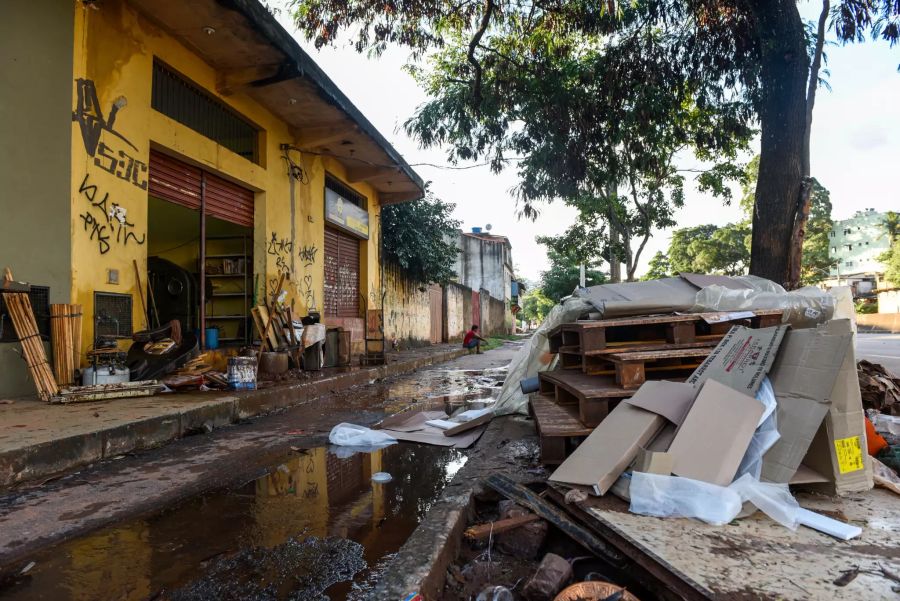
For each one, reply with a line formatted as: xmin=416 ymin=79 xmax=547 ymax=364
xmin=73 ymin=79 xmax=147 ymax=190
xmin=298 ymin=245 xmax=318 ymax=268
xmin=78 ymin=174 xmax=146 ymax=255
xmin=266 ymin=233 xmax=294 ymax=276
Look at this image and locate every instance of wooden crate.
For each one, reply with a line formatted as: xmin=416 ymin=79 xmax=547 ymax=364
xmin=529 ymin=394 xmax=593 ymax=465
xmin=559 ymin=339 xmax=720 ymax=374
xmin=538 ymin=370 xmax=633 ymax=427
xmin=603 ymin=347 xmax=711 ymax=388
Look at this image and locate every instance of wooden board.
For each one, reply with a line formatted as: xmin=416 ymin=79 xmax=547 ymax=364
xmin=550 ymin=486 xmax=900 ymax=601
xmin=538 ymin=371 xmax=635 ymax=428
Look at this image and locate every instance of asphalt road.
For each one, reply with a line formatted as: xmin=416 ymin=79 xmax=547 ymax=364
xmin=856 ymin=332 xmax=900 ymax=374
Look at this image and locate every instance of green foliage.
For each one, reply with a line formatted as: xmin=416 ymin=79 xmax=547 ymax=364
xmin=520 ymin=288 xmax=555 ymax=325
xmin=668 ymin=223 xmax=750 ymax=276
xmin=381 ymin=191 xmax=460 ymax=284
xmin=642 ymin=252 xmax=671 ymax=281
xmin=538 ymin=248 xmax=607 ymax=303
xmin=855 ymin=300 xmax=877 ymax=314
xmin=880 ymin=239 xmax=900 ymax=286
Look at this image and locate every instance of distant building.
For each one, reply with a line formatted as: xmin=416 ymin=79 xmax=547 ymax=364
xmin=450 ymin=227 xmax=523 ymax=332
xmin=827 ymin=208 xmax=891 ymax=294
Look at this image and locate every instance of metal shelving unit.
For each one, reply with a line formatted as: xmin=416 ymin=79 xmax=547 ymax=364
xmin=203 ymin=236 xmax=252 ymax=346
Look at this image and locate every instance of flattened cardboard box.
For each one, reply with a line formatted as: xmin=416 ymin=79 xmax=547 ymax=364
xmin=687 ymin=325 xmax=788 ymax=397
xmin=800 ymin=335 xmax=873 ymax=494
xmin=667 ymin=379 xmax=764 ymax=486
xmin=760 ymin=319 xmax=853 ymax=484
xmin=548 ymin=380 xmax=697 ymax=495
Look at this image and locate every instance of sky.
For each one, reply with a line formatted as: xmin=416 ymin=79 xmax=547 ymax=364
xmin=275 ymin=2 xmax=899 ymax=283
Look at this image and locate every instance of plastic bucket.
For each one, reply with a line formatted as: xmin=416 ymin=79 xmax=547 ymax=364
xmin=520 ymin=376 xmax=540 ymax=394
xmin=205 ymin=327 xmax=219 ymax=350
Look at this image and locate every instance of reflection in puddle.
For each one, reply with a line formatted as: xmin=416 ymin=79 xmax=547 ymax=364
xmin=0 ymin=444 xmax=466 ymax=601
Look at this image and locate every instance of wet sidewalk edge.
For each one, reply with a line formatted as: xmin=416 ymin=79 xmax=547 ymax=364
xmin=0 ymin=347 xmax=469 ymax=490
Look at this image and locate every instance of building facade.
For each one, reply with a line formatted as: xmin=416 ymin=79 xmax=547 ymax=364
xmin=828 ymin=208 xmax=891 ymax=293
xmin=0 ymin=0 xmax=423 ymax=397
xmin=450 ymin=228 xmax=520 ymax=334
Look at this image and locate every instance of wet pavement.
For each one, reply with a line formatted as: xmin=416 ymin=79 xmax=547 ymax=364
xmin=0 ymin=340 xmax=524 ymax=600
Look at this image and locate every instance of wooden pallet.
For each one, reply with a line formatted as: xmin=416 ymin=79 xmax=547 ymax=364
xmin=559 ymin=339 xmax=719 ymax=373
xmin=603 ymin=347 xmax=711 ymax=388
xmin=538 ymin=371 xmax=634 ymax=427
xmin=548 ymin=310 xmax=783 ymax=355
xmin=529 ymin=394 xmax=593 ymax=465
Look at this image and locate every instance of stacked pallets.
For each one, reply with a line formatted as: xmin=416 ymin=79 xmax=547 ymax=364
xmin=531 ymin=309 xmax=784 ymax=464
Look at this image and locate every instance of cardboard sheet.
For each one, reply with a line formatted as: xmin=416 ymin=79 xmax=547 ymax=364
xmin=667 ymin=379 xmax=765 ymax=486
xmin=687 ymin=325 xmax=788 ymax=397
xmin=760 ymin=319 xmax=853 ymax=483
xmin=378 ymin=408 xmax=488 ymax=448
xmin=549 ymin=381 xmax=697 ymax=495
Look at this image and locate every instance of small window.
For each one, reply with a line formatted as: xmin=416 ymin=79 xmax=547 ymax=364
xmin=0 ymin=285 xmax=51 ymax=343
xmin=94 ymin=292 xmax=133 ymax=338
xmin=325 ymin=175 xmax=367 ymax=210
xmin=830 ymin=231 xmax=835 ymax=237
xmin=847 ymin=244 xmax=853 ymax=251
xmin=844 ymin=228 xmax=852 ymax=235
xmin=832 ymin=247 xmax=836 ymax=253
xmin=845 ymin=261 xmax=854 ymax=267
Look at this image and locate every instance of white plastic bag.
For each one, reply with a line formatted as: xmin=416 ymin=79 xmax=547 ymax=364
xmin=735 ymin=377 xmax=780 ymax=481
xmin=692 ymin=284 xmax=835 ymax=329
xmin=328 ymin=423 xmax=397 ymax=447
xmin=629 ymin=472 xmax=743 ymax=526
xmin=730 ymin=474 xmax=800 ymax=530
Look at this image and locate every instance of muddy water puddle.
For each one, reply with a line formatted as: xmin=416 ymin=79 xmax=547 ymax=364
xmin=0 ymin=443 xmax=466 ymax=601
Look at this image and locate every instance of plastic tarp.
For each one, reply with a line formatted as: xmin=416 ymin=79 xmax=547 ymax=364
xmin=492 ymin=297 xmax=593 ymax=416
xmin=692 ymin=281 xmax=836 ymax=329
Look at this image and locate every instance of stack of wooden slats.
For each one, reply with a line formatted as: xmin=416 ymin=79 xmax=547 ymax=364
xmin=2 ymin=268 xmax=59 ymax=401
xmin=530 ymin=309 xmax=784 ymax=464
xmin=50 ymin=303 xmax=82 ymax=386
xmin=250 ymin=273 xmax=302 ymax=366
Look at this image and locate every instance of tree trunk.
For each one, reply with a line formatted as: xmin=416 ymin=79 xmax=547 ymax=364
xmin=747 ymin=0 xmax=810 ymax=287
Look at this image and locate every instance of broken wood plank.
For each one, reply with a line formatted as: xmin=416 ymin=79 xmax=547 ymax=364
xmin=483 ymin=473 xmax=625 ymax=567
xmin=464 ymin=514 xmax=542 ymax=541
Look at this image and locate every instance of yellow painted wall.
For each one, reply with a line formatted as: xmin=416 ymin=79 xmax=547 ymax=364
xmin=70 ymin=0 xmax=382 ymax=362
xmin=383 ymin=261 xmax=433 ymax=344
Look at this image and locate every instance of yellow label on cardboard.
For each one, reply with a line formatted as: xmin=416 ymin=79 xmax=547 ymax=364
xmin=834 ymin=436 xmax=864 ymax=474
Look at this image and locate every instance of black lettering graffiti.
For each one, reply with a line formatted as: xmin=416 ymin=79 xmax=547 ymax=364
xmin=298 ymin=244 xmax=318 ymax=267
xmin=73 ymin=79 xmax=147 ymax=190
xmin=302 ymin=274 xmax=317 ymax=311
xmin=266 ymin=233 xmax=293 ymax=276
xmin=78 ymin=174 xmax=146 ymax=255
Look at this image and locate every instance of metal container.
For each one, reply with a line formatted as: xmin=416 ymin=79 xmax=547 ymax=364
xmin=227 ymin=356 xmax=257 ymax=390
xmin=81 ymin=366 xmax=130 ymax=386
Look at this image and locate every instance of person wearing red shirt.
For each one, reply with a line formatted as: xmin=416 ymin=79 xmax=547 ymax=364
xmin=463 ymin=324 xmax=486 ymax=354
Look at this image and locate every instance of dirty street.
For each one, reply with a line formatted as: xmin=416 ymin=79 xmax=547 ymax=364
xmin=2 ymin=0 xmax=900 ymax=600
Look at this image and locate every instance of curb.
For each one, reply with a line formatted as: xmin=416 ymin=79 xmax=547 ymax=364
xmin=0 ymin=347 xmax=469 ymax=489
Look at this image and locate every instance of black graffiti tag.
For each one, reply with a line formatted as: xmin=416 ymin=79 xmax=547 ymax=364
xmin=298 ymin=244 xmax=318 ymax=267
xmin=267 ymin=233 xmax=293 ymax=276
xmin=73 ymin=79 xmax=147 ymax=190
xmin=78 ymin=174 xmax=146 ymax=255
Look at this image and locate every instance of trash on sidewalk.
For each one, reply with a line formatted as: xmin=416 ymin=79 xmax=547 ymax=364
xmin=859 ymin=359 xmax=900 ymax=414
xmin=374 ymin=403 xmax=493 ymax=448
xmin=521 ymin=553 xmax=572 ymax=601
xmin=371 ymin=472 xmax=393 ymax=483
xmin=328 ymin=423 xmax=397 ymax=448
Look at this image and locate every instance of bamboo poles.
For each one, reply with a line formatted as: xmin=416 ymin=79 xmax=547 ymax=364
xmin=3 ymin=269 xmax=58 ymax=400
xmin=51 ymin=303 xmax=83 ymax=386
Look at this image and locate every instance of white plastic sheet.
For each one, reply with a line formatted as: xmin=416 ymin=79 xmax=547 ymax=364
xmin=692 ymin=283 xmax=835 ymax=329
xmin=328 ymin=423 xmax=397 ymax=447
xmin=735 ymin=377 xmax=780 ymax=481
xmin=493 ymin=297 xmax=593 ymax=415
xmin=629 ymin=473 xmax=800 ymax=528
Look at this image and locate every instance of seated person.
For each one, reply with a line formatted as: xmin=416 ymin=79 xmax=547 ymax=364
xmin=463 ymin=324 xmax=486 ymax=354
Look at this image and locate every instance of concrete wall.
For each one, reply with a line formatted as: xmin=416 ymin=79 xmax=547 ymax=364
xmin=485 ymin=294 xmax=509 ymax=336
xmin=444 ymin=283 xmax=470 ymax=342
xmin=878 ymin=290 xmax=900 ymax=314
xmin=383 ymin=262 xmax=432 ymax=346
xmin=452 ymin=233 xmax=512 ymax=301
xmin=857 ymin=311 xmax=900 ymax=333
xmin=0 ymin=0 xmax=74 ymax=397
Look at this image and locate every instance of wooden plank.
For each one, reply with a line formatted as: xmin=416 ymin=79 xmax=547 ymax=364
xmin=605 ymin=348 xmax=714 ymax=362
xmin=464 ymin=514 xmax=542 ymax=541
xmin=442 ymin=412 xmax=493 ymax=437
xmin=484 ymin=473 xmax=625 ymax=567
xmin=530 ymin=394 xmax=593 ymax=437
xmin=539 ymin=371 xmax=637 ymax=400
xmin=584 ymin=339 xmax=721 ymax=356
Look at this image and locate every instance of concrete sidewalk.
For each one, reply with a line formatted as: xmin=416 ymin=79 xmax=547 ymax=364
xmin=0 ymin=344 xmax=469 ymax=489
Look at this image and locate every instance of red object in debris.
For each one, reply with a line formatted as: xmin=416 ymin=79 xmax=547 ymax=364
xmin=865 ymin=417 xmax=888 ymax=456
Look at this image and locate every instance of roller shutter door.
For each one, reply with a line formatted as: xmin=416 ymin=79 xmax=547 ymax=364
xmin=324 ymin=226 xmax=360 ymax=318
xmin=148 ymin=150 xmax=253 ymax=226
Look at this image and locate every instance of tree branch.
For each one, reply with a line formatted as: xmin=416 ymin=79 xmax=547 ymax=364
xmin=803 ymin=0 xmax=829 ymax=177
xmin=468 ymin=0 xmax=495 ymax=107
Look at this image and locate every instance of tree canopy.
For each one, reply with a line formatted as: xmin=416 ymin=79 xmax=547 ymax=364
xmin=381 ymin=191 xmax=460 ymax=284
xmin=520 ymin=288 xmax=555 ymax=325
xmin=538 ymin=247 xmax=607 ymax=303
xmin=292 ymin=0 xmax=898 ymax=286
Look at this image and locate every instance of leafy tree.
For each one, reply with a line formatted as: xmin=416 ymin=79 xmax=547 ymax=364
xmin=883 ymin=212 xmax=900 ymax=245
xmin=381 ymin=191 xmax=460 ymax=284
xmin=668 ymin=225 xmax=720 ymax=274
xmin=642 ymin=251 xmax=671 ymax=281
xmin=879 ymin=213 xmax=900 ymax=286
xmin=668 ymin=223 xmax=751 ymax=276
xmin=520 ymin=288 xmax=555 ymax=325
xmin=538 ymin=248 xmax=607 ymax=303
xmin=291 ymin=0 xmax=899 ymax=287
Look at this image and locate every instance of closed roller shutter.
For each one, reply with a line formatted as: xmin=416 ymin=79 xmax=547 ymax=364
xmin=324 ymin=226 xmax=360 ymax=318
xmin=149 ymin=151 xmax=254 ymax=227
xmin=149 ymin=150 xmax=201 ymax=209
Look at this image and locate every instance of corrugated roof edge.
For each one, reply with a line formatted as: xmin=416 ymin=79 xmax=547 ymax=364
xmin=219 ymin=0 xmax=426 ymax=198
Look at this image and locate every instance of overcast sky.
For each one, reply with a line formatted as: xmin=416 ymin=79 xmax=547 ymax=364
xmin=276 ymin=3 xmax=899 ymax=283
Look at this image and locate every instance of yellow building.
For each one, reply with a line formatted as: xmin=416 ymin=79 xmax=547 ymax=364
xmin=0 ymin=0 xmax=424 ymax=396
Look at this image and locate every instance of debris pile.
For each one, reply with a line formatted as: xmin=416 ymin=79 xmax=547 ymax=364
xmin=859 ymin=359 xmax=900 ymax=415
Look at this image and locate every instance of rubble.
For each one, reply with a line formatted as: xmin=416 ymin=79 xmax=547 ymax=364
xmin=859 ymin=359 xmax=900 ymax=415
